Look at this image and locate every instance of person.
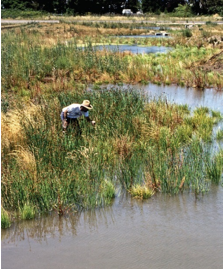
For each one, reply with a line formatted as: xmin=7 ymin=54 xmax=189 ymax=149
xmin=60 ymin=100 xmax=95 ymax=134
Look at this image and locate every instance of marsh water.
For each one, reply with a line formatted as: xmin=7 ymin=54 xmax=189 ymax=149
xmin=94 ymin=44 xmax=172 ymax=54
xmin=115 ymin=34 xmax=170 ymax=38
xmin=1 ymin=84 xmax=223 ymax=269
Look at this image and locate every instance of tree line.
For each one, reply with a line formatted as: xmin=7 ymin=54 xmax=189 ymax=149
xmin=1 ymin=0 xmax=223 ymax=15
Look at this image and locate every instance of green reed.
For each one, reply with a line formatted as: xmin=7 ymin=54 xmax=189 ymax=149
xmin=216 ymin=128 xmax=223 ymax=140
xmin=206 ymin=150 xmax=223 ymax=184
xmin=1 ymin=208 xmax=11 ymax=229
xmin=20 ymin=203 xmax=36 ymax=220
xmin=2 ymin=29 xmax=222 ymax=97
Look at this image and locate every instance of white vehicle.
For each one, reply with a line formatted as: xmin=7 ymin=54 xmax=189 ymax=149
xmin=122 ymin=9 xmax=133 ymax=15
xmin=136 ymin=10 xmax=143 ymax=15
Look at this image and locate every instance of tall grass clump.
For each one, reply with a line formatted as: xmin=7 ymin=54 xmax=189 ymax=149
xmin=216 ymin=128 xmax=223 ymax=140
xmin=130 ymin=184 xmax=154 ymax=200
xmin=100 ymin=179 xmax=116 ymax=204
xmin=20 ymin=203 xmax=36 ymax=220
xmin=182 ymin=29 xmax=192 ymax=37
xmin=1 ymin=208 xmax=11 ymax=229
xmin=206 ymin=150 xmax=223 ymax=184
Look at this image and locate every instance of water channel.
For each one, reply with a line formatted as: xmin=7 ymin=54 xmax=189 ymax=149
xmin=1 ymin=83 xmax=223 ymax=269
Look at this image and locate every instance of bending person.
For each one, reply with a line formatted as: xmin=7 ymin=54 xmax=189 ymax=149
xmin=60 ymin=100 xmax=95 ymax=134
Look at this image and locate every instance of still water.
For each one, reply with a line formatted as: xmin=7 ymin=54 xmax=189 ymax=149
xmin=1 ymin=187 xmax=223 ymax=269
xmin=1 ymin=84 xmax=223 ymax=269
xmin=139 ymin=83 xmax=223 ymax=113
xmin=94 ymin=44 xmax=172 ymax=54
xmin=115 ymin=34 xmax=170 ymax=38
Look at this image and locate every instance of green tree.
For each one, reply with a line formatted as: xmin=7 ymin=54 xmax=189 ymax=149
xmin=142 ymin=0 xmax=164 ymax=13
xmin=165 ymin=0 xmax=186 ymax=12
xmin=189 ymin=0 xmax=223 ymax=15
xmin=125 ymin=0 xmax=140 ymax=13
xmin=2 ymin=0 xmax=32 ymax=10
xmin=204 ymin=0 xmax=223 ymax=15
xmin=173 ymin=4 xmax=193 ymax=17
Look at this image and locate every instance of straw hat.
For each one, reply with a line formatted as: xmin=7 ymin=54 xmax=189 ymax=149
xmin=81 ymin=100 xmax=93 ymax=110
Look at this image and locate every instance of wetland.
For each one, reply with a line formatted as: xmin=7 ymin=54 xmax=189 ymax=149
xmin=1 ymin=15 xmax=223 ymax=269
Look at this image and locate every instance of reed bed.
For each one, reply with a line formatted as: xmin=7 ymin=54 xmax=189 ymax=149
xmin=1 ymin=89 xmax=223 ymax=226
xmin=1 ymin=21 xmax=223 ymax=227
xmin=1 ymin=25 xmax=222 ymax=102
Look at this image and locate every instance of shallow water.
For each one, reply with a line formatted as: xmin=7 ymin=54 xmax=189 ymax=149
xmin=134 ymin=26 xmax=171 ymax=31
xmin=1 ymin=186 xmax=223 ymax=269
xmin=94 ymin=44 xmax=172 ymax=54
xmin=116 ymin=34 xmax=170 ymax=38
xmin=1 ymin=85 xmax=223 ymax=269
xmin=104 ymin=83 xmax=223 ymax=113
xmin=142 ymin=84 xmax=223 ymax=113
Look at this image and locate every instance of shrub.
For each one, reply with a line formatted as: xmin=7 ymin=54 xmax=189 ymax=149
xmin=182 ymin=29 xmax=192 ymax=38
xmin=205 ymin=21 xmax=218 ymax=26
xmin=173 ymin=4 xmax=193 ymax=17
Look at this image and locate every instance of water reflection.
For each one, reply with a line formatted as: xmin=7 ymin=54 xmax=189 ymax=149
xmin=1 ymin=212 xmax=80 ymax=245
xmin=1 ymin=187 xmax=222 ymax=269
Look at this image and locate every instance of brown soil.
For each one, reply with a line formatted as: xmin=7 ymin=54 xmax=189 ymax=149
xmin=190 ymin=51 xmax=223 ymax=73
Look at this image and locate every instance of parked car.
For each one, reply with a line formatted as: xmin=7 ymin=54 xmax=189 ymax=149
xmin=122 ymin=9 xmax=133 ymax=15
xmin=136 ymin=10 xmax=143 ymax=15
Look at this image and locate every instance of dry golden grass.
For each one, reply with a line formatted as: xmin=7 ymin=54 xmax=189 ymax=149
xmin=62 ymin=14 xmax=222 ymax=23
xmin=1 ymin=103 xmax=46 ymax=153
xmin=20 ymin=103 xmax=46 ymax=129
xmin=2 ymin=18 xmax=222 ymax=50
xmin=129 ymin=183 xmax=154 ymax=200
xmin=1 ymin=22 xmax=146 ymax=47
xmin=112 ymin=135 xmax=134 ymax=160
xmin=10 ymin=146 xmax=37 ymax=179
xmin=95 ymin=72 xmax=112 ymax=83
xmin=1 ymin=111 xmax=25 ymax=151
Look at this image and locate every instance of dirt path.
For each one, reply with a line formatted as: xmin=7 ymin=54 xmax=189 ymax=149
xmin=1 ymin=19 xmax=60 ymax=24
xmin=1 ymin=19 xmax=223 ymax=25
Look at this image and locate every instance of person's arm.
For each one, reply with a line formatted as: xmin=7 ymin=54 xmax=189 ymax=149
xmin=62 ymin=108 xmax=68 ymax=129
xmin=85 ymin=116 xmax=95 ymax=126
xmin=63 ymin=109 xmax=68 ymax=120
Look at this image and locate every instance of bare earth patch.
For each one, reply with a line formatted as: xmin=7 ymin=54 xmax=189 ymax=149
xmin=191 ymin=51 xmax=223 ymax=73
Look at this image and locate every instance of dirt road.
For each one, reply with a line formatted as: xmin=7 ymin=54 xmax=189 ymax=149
xmin=1 ymin=19 xmax=223 ymax=25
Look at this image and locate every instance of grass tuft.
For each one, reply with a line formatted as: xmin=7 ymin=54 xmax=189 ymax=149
xmin=130 ymin=184 xmax=154 ymax=200
xmin=20 ymin=203 xmax=36 ymax=220
xmin=1 ymin=208 xmax=11 ymax=229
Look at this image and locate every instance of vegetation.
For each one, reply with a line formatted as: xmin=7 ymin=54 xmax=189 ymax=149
xmin=1 ymin=88 xmax=223 ymax=225
xmin=1 ymin=208 xmax=11 ymax=229
xmin=19 ymin=203 xmax=36 ymax=220
xmin=1 ymin=0 xmax=223 ymax=16
xmin=1 ymin=22 xmax=223 ymax=106
xmin=1 ymin=17 xmax=223 ymax=227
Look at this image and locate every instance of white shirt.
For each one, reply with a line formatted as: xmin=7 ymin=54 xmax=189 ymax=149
xmin=62 ymin=104 xmax=89 ymax=119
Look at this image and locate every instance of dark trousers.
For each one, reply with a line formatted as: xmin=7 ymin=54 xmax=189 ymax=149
xmin=66 ymin=117 xmax=82 ymax=135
